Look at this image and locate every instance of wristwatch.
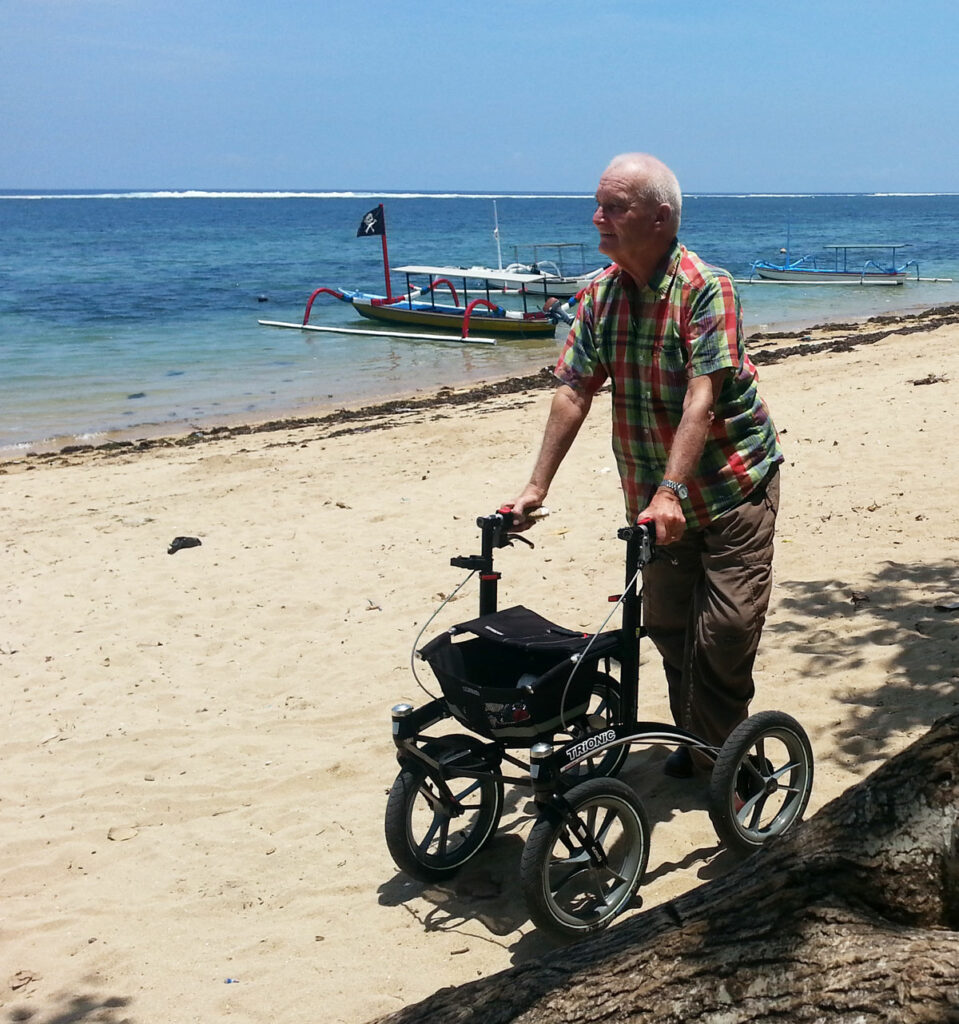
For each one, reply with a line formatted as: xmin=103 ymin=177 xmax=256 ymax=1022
xmin=658 ymin=478 xmax=688 ymax=500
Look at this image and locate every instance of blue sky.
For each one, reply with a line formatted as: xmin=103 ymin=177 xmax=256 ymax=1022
xmin=3 ymin=0 xmax=957 ymax=193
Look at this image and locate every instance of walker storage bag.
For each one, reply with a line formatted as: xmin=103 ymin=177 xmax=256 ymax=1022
xmin=418 ymin=605 xmax=619 ymax=742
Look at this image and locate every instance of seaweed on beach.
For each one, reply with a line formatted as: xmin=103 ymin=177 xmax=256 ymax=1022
xmin=15 ymin=304 xmax=959 ymax=467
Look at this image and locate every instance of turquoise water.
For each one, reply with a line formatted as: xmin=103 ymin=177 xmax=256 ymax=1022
xmin=2 ymin=190 xmax=959 ymax=453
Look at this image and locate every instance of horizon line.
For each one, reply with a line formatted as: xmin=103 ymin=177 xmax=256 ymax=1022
xmin=3 ymin=188 xmax=959 ymax=201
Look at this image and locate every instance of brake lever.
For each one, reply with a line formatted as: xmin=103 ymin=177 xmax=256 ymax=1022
xmin=507 ymin=533 xmax=535 ymax=549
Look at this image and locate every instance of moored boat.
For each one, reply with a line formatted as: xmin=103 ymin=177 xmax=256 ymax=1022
xmin=496 ymin=242 xmax=608 ymax=298
xmin=749 ymin=243 xmax=918 ymax=285
xmin=351 ymin=264 xmax=559 ymax=337
xmin=259 ymin=205 xmax=566 ymax=343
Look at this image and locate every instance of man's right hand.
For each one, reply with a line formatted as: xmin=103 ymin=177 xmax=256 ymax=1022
xmin=502 ymin=487 xmax=547 ymax=532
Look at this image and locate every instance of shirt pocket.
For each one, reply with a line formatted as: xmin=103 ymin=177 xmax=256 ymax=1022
xmin=647 ymin=321 xmax=688 ymax=426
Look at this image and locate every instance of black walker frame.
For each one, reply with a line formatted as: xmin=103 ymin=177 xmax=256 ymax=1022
xmin=386 ymin=510 xmax=813 ymax=940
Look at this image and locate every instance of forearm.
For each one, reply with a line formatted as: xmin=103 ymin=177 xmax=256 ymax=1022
xmin=662 ymin=398 xmax=713 ymax=485
xmin=642 ymin=370 xmax=723 ymax=543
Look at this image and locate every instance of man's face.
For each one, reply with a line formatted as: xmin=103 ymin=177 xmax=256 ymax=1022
xmin=592 ymin=166 xmax=661 ymax=267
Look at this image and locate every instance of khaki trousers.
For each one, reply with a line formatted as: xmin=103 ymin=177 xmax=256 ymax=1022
xmin=641 ymin=467 xmax=780 ymax=748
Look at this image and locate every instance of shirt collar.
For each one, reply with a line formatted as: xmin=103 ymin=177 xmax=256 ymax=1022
xmin=610 ymin=237 xmax=683 ymax=299
xmin=645 ymin=237 xmax=683 ymax=297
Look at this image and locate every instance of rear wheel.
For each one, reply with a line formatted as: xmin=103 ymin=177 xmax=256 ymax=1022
xmin=708 ymin=710 xmax=814 ymax=856
xmin=555 ymin=672 xmax=629 ymax=781
xmin=520 ymin=778 xmax=650 ymax=941
xmin=384 ymin=739 xmax=503 ymax=882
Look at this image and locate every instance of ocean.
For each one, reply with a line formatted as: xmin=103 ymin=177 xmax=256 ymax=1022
xmin=3 ymin=190 xmax=959 ymax=455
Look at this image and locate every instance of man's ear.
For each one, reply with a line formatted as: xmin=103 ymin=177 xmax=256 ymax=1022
xmin=653 ymin=202 xmax=672 ymax=227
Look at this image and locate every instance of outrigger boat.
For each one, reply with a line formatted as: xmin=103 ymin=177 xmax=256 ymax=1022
xmin=259 ymin=204 xmax=563 ymax=343
xmin=748 ymin=242 xmax=919 ymax=285
xmin=350 ymin=264 xmax=559 ymax=337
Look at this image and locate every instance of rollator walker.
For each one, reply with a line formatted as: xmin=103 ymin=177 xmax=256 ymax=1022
xmin=385 ymin=509 xmax=813 ymax=941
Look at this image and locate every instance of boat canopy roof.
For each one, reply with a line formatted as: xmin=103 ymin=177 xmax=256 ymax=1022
xmin=393 ymin=264 xmax=547 ymax=285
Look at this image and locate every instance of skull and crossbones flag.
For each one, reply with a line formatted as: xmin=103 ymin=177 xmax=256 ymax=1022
xmin=356 ymin=205 xmax=385 ymax=237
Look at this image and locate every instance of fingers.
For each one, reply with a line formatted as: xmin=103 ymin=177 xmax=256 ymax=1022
xmin=637 ymin=503 xmax=685 ymax=546
xmin=658 ymin=522 xmax=684 ymax=545
xmin=507 ymin=503 xmax=537 ymax=531
xmin=503 ymin=496 xmax=548 ymax=532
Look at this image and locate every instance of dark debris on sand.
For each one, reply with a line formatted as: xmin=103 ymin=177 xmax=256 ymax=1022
xmin=746 ymin=303 xmax=959 ymax=365
xmin=18 ymin=368 xmax=558 ymax=465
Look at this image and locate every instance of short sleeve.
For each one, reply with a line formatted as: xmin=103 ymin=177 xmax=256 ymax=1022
xmin=683 ymin=273 xmax=742 ymax=379
xmin=554 ymin=289 xmax=609 ymax=393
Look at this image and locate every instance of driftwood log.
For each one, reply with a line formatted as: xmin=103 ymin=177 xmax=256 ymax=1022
xmin=372 ymin=713 xmax=959 ymax=1024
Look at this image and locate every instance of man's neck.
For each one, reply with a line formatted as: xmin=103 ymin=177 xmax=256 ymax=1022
xmin=615 ymin=240 xmax=674 ymax=289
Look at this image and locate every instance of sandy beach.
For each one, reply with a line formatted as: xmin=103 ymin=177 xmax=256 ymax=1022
xmin=2 ymin=308 xmax=958 ymax=1023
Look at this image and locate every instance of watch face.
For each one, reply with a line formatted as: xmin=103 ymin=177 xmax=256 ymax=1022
xmin=677 ymin=483 xmax=689 ymax=499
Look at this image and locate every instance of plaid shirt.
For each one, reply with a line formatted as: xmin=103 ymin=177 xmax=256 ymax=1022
xmin=555 ymin=239 xmax=782 ymax=530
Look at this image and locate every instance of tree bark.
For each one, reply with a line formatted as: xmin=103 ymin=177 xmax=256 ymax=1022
xmin=371 ymin=713 xmax=959 ymax=1024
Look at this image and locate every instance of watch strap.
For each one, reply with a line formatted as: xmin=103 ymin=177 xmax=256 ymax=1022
xmin=659 ymin=478 xmax=687 ymax=499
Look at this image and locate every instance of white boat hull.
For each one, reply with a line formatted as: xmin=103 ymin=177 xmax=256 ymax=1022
xmin=755 ymin=267 xmax=907 ymax=285
xmin=524 ymin=271 xmax=606 ymax=298
xmin=488 ymin=260 xmax=607 ymax=298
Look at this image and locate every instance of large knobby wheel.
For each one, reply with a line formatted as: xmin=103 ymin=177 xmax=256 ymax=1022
xmin=384 ymin=739 xmax=503 ymax=882
xmin=708 ymin=710 xmax=814 ymax=856
xmin=554 ymin=672 xmax=629 ymax=781
xmin=520 ymin=777 xmax=650 ymax=942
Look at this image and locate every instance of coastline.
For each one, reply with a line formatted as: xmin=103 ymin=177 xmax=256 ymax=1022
xmin=4 ymin=300 xmax=957 ymax=469
xmin=2 ymin=310 xmax=957 ymax=1023
xmin=6 ymin=189 xmax=959 ymax=459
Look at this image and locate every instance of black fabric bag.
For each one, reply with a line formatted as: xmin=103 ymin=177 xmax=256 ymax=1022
xmin=418 ymin=605 xmax=620 ymax=742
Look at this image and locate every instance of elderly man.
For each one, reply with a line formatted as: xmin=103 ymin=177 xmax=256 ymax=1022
xmin=509 ymin=153 xmax=782 ymax=777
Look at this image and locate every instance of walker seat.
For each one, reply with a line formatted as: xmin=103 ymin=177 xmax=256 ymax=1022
xmin=418 ymin=604 xmax=620 ymax=742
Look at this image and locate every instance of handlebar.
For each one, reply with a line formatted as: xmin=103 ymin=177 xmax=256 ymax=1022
xmin=465 ymin=509 xmax=653 ymax=556
xmin=619 ymin=518 xmax=656 ymax=567
xmin=464 ymin=506 xmax=548 ymax=548
xmin=450 ymin=510 xmax=656 ymax=619
xmin=451 ymin=509 xmax=544 ymax=615
xmin=454 ymin=509 xmax=655 ymax=568
xmin=619 ymin=518 xmax=655 ymax=543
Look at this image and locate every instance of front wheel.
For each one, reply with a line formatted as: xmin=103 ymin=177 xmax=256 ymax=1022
xmin=708 ymin=710 xmax=814 ymax=856
xmin=520 ymin=778 xmax=650 ymax=942
xmin=384 ymin=740 xmax=503 ymax=882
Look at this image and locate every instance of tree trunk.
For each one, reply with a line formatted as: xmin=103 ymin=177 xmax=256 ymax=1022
xmin=371 ymin=713 xmax=959 ymax=1024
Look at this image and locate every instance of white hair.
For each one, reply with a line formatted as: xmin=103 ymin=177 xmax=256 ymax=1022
xmin=609 ymin=153 xmax=682 ymax=234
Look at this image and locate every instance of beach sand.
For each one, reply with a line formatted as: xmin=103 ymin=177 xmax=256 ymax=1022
xmin=2 ymin=310 xmax=958 ymax=1023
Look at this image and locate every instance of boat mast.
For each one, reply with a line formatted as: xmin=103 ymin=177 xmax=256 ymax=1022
xmin=378 ymin=204 xmax=393 ymax=300
xmin=493 ymin=200 xmax=503 ymax=270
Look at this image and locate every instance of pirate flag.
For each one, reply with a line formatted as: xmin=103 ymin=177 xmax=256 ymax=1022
xmin=356 ymin=205 xmax=385 ymax=237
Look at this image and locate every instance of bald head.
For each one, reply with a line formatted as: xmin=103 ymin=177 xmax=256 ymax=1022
xmin=605 ymin=153 xmax=682 ymax=235
xmin=593 ymin=153 xmax=683 ymax=282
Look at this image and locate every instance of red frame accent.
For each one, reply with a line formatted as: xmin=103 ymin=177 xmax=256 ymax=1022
xmin=424 ymin=278 xmax=459 ymax=305
xmin=462 ymin=298 xmax=500 ymax=338
xmin=302 ymin=287 xmax=345 ymax=325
